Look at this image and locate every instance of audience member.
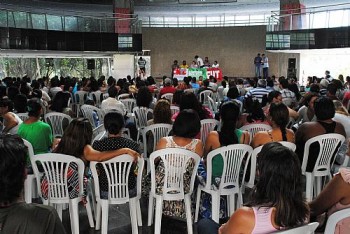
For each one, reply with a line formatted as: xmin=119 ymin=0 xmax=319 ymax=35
xmin=0 ymin=134 xmax=66 ymax=233
xmin=159 ymin=78 xmax=176 ymax=97
xmin=244 ymin=79 xmax=270 ymax=104
xmin=252 ymin=103 xmax=294 ymax=148
xmin=101 ymin=86 xmax=126 ymax=115
xmin=0 ymin=98 xmax=22 ymax=134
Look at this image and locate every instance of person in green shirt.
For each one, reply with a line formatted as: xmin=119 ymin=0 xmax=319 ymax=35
xmin=18 ymin=98 xmax=53 ymax=155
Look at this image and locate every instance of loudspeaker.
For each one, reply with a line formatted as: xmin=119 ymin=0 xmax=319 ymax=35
xmin=87 ymin=59 xmax=95 ymax=70
xmin=288 ymin=58 xmax=296 ymax=70
xmin=45 ymin=58 xmax=53 ymax=67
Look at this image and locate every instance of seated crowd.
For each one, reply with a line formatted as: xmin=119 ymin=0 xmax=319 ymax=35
xmin=1 ymin=71 xmax=350 ymax=233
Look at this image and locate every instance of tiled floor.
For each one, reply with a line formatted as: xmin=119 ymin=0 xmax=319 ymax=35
xmin=61 ymin=197 xmax=196 ymax=234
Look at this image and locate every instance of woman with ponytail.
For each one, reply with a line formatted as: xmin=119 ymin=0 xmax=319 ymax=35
xmin=251 ymin=102 xmax=294 ymax=148
xmin=198 ymin=101 xmax=250 ymax=219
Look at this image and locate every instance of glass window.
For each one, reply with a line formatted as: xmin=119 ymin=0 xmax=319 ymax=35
xmin=149 ymin=17 xmax=164 ymax=27
xmin=31 ymin=14 xmax=46 ymax=30
xmin=118 ymin=36 xmax=132 ymax=48
xmin=64 ymin=16 xmax=78 ymax=31
xmin=0 ymin=10 xmax=7 ymax=27
xmin=47 ymin=15 xmax=63 ymax=31
xmin=178 ymin=17 xmax=192 ymax=27
xmin=164 ymin=17 xmax=178 ymax=27
xmin=13 ymin=11 xmax=28 ymax=28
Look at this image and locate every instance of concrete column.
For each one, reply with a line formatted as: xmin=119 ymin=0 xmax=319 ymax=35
xmin=114 ymin=0 xmax=133 ymax=33
xmin=280 ymin=0 xmax=306 ymax=30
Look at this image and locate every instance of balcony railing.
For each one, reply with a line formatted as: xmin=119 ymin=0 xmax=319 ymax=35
xmin=267 ymin=3 xmax=350 ymax=32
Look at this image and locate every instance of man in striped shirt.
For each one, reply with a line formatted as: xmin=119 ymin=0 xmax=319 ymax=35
xmin=245 ymin=79 xmax=271 ymax=104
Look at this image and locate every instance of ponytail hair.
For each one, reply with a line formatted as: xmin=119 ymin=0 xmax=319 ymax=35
xmin=219 ymin=101 xmax=240 ymax=146
xmin=269 ymin=103 xmax=289 ymax=141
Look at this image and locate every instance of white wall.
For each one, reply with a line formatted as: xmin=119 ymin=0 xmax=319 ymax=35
xmin=112 ymin=54 xmax=135 ymax=80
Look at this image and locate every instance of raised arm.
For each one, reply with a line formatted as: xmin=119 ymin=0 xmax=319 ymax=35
xmin=83 ymin=145 xmax=140 ymax=162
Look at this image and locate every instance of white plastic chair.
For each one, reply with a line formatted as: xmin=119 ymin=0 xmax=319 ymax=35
xmin=74 ymin=91 xmax=88 ymax=117
xmin=207 ymin=96 xmax=218 ymax=113
xmin=301 ymin=133 xmax=345 ymax=201
xmin=44 ymin=112 xmax=72 ymax=138
xmin=117 ymin=93 xmax=130 ymax=100
xmin=90 ymin=155 xmax=144 ymax=234
xmin=200 ymin=119 xmax=220 ymax=144
xmin=141 ymin=124 xmax=173 ymax=173
xmin=31 ymin=153 xmax=94 ymax=234
xmin=199 ymin=90 xmax=213 ymax=106
xmin=240 ymin=123 xmax=272 ymax=143
xmin=133 ymin=106 xmax=153 ymax=141
xmin=148 ymin=148 xmax=201 ymax=234
xmin=91 ymin=90 xmax=103 ymax=107
xmin=233 ymin=99 xmax=244 ymax=114
xmin=274 ymin=222 xmax=319 ymax=233
xmin=120 ymin=98 xmax=136 ymax=114
xmin=325 ymin=207 xmax=350 ymax=234
xmin=161 ymin=93 xmax=174 ymax=104
xmin=23 ymin=139 xmax=37 ymax=204
xmin=102 ymin=93 xmax=109 ymax=100
xmin=170 ymin=105 xmax=180 ymax=116
xmin=80 ymin=104 xmax=104 ymax=128
xmin=17 ymin=112 xmax=29 ymax=121
xmin=92 ymin=124 xmax=105 ymax=141
xmin=245 ymin=142 xmax=296 ymax=190
xmin=194 ymin=144 xmax=253 ymax=223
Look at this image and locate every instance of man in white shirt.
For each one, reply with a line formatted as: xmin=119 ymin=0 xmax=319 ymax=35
xmin=100 ymin=86 xmax=127 ymax=115
xmin=212 ymin=60 xmax=219 ymax=68
xmin=262 ymin=54 xmax=269 ymax=79
xmin=195 ymin=55 xmax=204 ymax=68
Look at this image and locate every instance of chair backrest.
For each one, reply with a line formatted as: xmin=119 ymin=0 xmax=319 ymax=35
xmin=205 ymin=144 xmax=253 ymax=191
xmin=90 ymin=155 xmax=144 ymax=203
xmin=80 ymin=104 xmax=104 ymax=128
xmin=207 ymin=96 xmax=218 ymax=113
xmin=149 ymin=148 xmax=201 ymax=200
xmin=31 ymin=153 xmax=85 ymax=201
xmin=22 ymin=138 xmax=34 ymax=161
xmin=199 ymin=90 xmax=213 ymax=104
xmin=92 ymin=124 xmax=105 ymax=140
xmin=170 ymin=105 xmax=180 ymax=116
xmin=233 ymin=99 xmax=244 ymax=114
xmin=17 ymin=113 xmax=29 ymax=122
xmin=133 ymin=106 xmax=153 ymax=129
xmin=246 ymin=142 xmax=296 ymax=188
xmin=120 ymin=98 xmax=136 ymax=114
xmin=274 ymin=222 xmax=319 ymax=233
xmin=325 ymin=207 xmax=350 ymax=234
xmin=200 ymin=119 xmax=220 ymax=144
xmin=161 ymin=93 xmax=174 ymax=104
xmin=117 ymin=93 xmax=130 ymax=100
xmin=278 ymin=141 xmax=297 ymax=151
xmin=102 ymin=93 xmax=109 ymax=100
xmin=142 ymin=124 xmax=173 ymax=156
xmin=184 ymin=88 xmax=194 ymax=93
xmin=74 ymin=91 xmax=88 ymax=105
xmin=240 ymin=124 xmax=272 ymax=139
xmin=91 ymin=91 xmax=103 ymax=107
xmin=44 ymin=112 xmax=72 ymax=138
xmin=301 ymin=133 xmax=345 ymax=175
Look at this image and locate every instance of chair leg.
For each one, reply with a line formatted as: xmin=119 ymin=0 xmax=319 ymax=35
xmin=95 ymin=202 xmax=102 ymax=230
xmin=56 ymin=203 xmax=63 ymax=221
xmin=305 ymin=173 xmax=314 ymax=202
xmin=24 ymin=177 xmax=33 ymax=203
xmin=101 ymin=201 xmax=109 ymax=234
xmin=129 ymin=199 xmax=139 ymax=234
xmin=148 ymin=195 xmax=154 ymax=226
xmin=228 ymin=194 xmax=236 ymax=217
xmin=211 ymin=194 xmax=220 ymax=224
xmin=137 ymin=199 xmax=142 ymax=227
xmin=154 ymin=197 xmax=163 ymax=234
xmin=85 ymin=198 xmax=95 ymax=228
xmin=184 ymin=196 xmax=193 ymax=234
xmin=69 ymin=200 xmax=80 ymax=234
xmin=194 ymin=187 xmax=202 ymax=222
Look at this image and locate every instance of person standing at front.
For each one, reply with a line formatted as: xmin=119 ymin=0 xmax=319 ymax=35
xmin=254 ymin=53 xmax=262 ymax=78
xmin=262 ymin=54 xmax=269 ymax=79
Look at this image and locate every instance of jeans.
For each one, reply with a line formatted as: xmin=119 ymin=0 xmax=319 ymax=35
xmin=263 ymin=67 xmax=269 ymax=79
xmin=197 ymin=218 xmax=220 ymax=234
xmin=255 ymin=65 xmax=261 ymax=77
